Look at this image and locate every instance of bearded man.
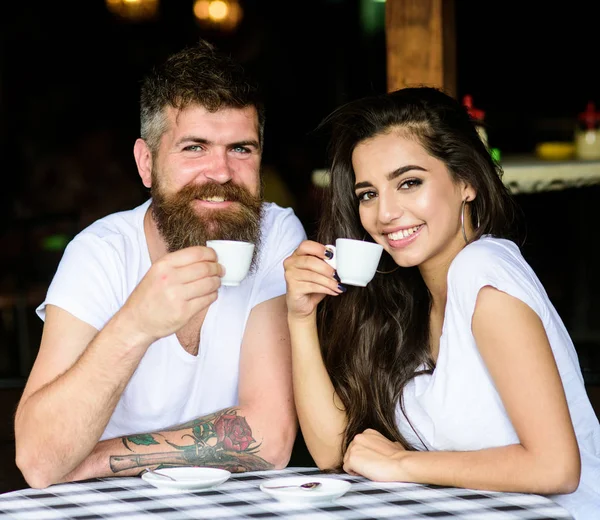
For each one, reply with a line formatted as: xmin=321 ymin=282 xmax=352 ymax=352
xmin=14 ymin=41 xmax=306 ymax=488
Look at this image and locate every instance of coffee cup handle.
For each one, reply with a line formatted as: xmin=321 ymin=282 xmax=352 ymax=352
xmin=324 ymin=244 xmax=336 ymax=269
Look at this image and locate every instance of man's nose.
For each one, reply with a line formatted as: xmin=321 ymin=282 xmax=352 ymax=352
xmin=204 ymin=150 xmax=233 ymax=184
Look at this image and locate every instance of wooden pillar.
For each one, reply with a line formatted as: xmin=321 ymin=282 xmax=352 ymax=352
xmin=385 ymin=0 xmax=456 ymax=98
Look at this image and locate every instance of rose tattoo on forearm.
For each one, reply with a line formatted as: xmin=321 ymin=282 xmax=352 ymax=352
xmin=109 ymin=408 xmax=273 ymax=474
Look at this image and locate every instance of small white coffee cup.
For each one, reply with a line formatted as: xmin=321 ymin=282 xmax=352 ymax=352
xmin=324 ymin=238 xmax=384 ymax=287
xmin=206 ymin=240 xmax=255 ymax=287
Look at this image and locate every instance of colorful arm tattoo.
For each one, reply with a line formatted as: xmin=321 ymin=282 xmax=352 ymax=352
xmin=109 ymin=408 xmax=273 ymax=474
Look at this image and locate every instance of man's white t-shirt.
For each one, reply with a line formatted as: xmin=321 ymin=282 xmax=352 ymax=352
xmin=36 ymin=199 xmax=306 ymax=441
xmin=396 ymin=236 xmax=600 ymax=519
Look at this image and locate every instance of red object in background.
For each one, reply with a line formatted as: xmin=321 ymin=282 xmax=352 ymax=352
xmin=578 ymin=101 xmax=600 ymax=130
xmin=462 ymin=94 xmax=490 ymax=150
xmin=463 ymin=94 xmax=485 ymax=122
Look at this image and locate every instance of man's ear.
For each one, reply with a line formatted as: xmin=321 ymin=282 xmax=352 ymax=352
xmin=134 ymin=138 xmax=153 ymax=188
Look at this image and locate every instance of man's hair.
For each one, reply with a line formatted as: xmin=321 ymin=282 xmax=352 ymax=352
xmin=140 ymin=39 xmax=265 ymax=153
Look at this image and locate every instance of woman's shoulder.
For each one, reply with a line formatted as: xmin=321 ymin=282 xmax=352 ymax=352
xmin=452 ymin=236 xmax=524 ymax=272
xmin=448 ymin=236 xmax=534 ymax=291
xmin=447 ymin=235 xmax=548 ymax=318
xmin=448 ymin=236 xmax=547 ymax=314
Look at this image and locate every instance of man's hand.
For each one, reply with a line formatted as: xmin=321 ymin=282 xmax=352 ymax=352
xmin=343 ymin=428 xmax=407 ymax=481
xmin=122 ymin=246 xmax=223 ymax=341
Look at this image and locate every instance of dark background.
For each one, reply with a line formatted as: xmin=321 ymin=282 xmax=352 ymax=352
xmin=0 ymin=0 xmax=598 ymax=492
xmin=2 ymin=0 xmax=599 ymax=225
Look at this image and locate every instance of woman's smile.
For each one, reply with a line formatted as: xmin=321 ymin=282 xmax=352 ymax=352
xmin=384 ymin=224 xmax=424 ymax=248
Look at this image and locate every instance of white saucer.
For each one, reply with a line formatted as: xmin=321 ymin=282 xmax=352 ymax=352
xmin=141 ymin=467 xmax=231 ymax=491
xmin=260 ymin=476 xmax=351 ymax=504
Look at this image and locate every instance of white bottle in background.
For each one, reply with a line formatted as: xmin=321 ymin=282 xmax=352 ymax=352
xmin=575 ymin=101 xmax=600 ymax=160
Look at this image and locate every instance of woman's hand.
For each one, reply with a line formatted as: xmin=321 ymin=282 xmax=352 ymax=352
xmin=343 ymin=428 xmax=407 ymax=482
xmin=283 ymin=240 xmax=344 ymax=320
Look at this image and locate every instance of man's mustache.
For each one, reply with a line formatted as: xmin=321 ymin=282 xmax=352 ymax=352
xmin=177 ymin=182 xmax=259 ymax=207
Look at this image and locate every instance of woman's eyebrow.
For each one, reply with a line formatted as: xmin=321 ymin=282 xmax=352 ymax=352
xmin=387 ymin=165 xmax=426 ymax=181
xmin=354 ymin=180 xmax=373 ymax=190
xmin=355 ymin=165 xmax=427 ymax=190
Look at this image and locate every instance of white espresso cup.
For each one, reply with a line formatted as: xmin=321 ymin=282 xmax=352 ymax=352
xmin=206 ymin=240 xmax=255 ymax=287
xmin=323 ymin=238 xmax=384 ymax=287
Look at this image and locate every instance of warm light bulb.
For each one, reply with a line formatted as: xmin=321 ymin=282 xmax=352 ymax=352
xmin=193 ymin=0 xmax=242 ymax=31
xmin=193 ymin=0 xmax=210 ymax=20
xmin=208 ymin=1 xmax=228 ymax=21
xmin=105 ymin=0 xmax=159 ymax=21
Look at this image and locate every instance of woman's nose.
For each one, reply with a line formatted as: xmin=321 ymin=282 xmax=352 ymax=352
xmin=377 ymin=192 xmax=403 ymax=224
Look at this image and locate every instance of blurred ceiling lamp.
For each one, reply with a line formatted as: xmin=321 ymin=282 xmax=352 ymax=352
xmin=193 ymin=0 xmax=243 ymax=32
xmin=105 ymin=0 xmax=159 ymax=22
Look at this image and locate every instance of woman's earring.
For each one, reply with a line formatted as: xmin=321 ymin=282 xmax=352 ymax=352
xmin=376 ymin=253 xmax=399 ymax=274
xmin=376 ymin=265 xmax=399 ymax=274
xmin=460 ymin=199 xmax=469 ymax=245
xmin=363 ymin=234 xmax=400 ymax=274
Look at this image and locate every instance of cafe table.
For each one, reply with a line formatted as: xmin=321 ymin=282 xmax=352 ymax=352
xmin=0 ymin=466 xmax=573 ymax=519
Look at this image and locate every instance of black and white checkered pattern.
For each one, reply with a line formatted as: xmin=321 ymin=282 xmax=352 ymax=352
xmin=0 ymin=467 xmax=572 ymax=519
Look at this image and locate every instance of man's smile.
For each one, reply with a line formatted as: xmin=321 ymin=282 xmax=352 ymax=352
xmin=193 ymin=198 xmax=235 ymax=209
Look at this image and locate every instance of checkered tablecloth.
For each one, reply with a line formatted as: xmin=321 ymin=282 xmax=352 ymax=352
xmin=0 ymin=466 xmax=573 ymax=519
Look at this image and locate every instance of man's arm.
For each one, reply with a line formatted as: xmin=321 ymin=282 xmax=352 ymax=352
xmin=62 ymin=295 xmax=297 ymax=482
xmin=14 ymin=305 xmax=152 ymax=488
xmin=15 ymin=246 xmax=222 ymax=488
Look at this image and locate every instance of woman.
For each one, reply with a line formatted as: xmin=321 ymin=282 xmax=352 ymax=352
xmin=283 ymin=87 xmax=600 ymax=519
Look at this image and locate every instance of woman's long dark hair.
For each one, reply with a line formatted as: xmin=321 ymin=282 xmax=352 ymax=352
xmin=315 ymin=87 xmax=522 ymax=459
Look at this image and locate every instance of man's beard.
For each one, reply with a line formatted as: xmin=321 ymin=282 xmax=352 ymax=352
xmin=151 ymin=175 xmax=263 ymax=273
